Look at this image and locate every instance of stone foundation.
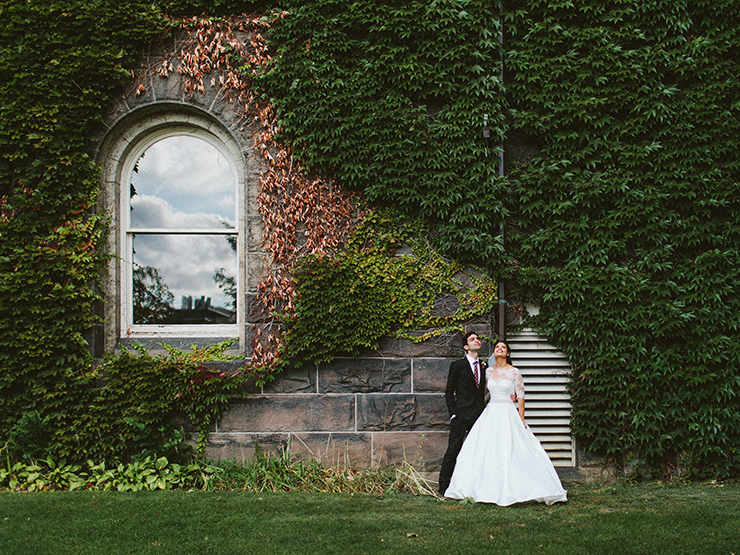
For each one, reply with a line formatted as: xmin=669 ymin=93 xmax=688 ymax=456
xmin=201 ymin=330 xmax=611 ymax=484
xmin=204 ymin=354 xmax=457 ymax=470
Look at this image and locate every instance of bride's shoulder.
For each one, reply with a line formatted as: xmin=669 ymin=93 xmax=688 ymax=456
xmin=502 ymin=365 xmax=520 ymax=376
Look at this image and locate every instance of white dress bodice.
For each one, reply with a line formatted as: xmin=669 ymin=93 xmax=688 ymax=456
xmin=486 ymin=365 xmax=525 ymax=401
xmin=488 ymin=377 xmax=516 ymax=402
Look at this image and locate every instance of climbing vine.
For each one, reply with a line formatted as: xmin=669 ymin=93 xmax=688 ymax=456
xmin=248 ymin=0 xmax=740 ymax=479
xmin=164 ymin=13 xmax=497 ymax=377
xmin=2 ymin=0 xmax=739 ymax=479
xmin=0 ymin=0 xmax=171 ymax=457
xmin=502 ymin=0 xmax=740 ymax=478
xmin=257 ymin=0 xmax=509 ymax=266
xmin=284 ymin=208 xmax=498 ymax=365
xmin=156 ymin=13 xmax=365 ymax=379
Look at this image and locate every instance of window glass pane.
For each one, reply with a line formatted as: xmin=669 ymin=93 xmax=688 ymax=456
xmin=132 ymin=234 xmax=237 ymax=325
xmin=130 ymin=135 xmax=236 ymax=229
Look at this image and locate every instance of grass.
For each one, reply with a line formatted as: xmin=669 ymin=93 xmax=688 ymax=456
xmin=1 ymin=481 xmax=738 ymax=554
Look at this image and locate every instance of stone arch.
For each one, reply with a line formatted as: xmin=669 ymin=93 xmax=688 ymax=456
xmin=92 ymin=47 xmax=266 ymax=355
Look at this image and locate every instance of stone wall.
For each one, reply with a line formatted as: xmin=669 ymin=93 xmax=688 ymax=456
xmin=204 ymin=326 xmax=494 ymax=472
xmin=202 ymin=328 xmax=608 ymax=484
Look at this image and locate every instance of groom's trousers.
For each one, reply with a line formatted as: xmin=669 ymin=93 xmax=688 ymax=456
xmin=438 ymin=414 xmax=477 ymax=495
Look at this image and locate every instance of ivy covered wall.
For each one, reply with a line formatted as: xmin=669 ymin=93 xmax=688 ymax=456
xmin=1 ymin=0 xmax=738 ymax=478
xmin=502 ymin=0 xmax=740 ymax=478
xmin=0 ymin=0 xmax=169 ymax=456
xmin=251 ymin=0 xmax=740 ymax=478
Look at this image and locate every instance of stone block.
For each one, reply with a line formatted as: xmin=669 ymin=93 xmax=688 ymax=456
xmin=356 ymin=394 xmax=449 ymax=432
xmin=247 ymin=214 xmax=265 ymax=252
xmin=204 ymin=84 xmax=240 ymax=119
xmin=263 ymin=365 xmax=317 ymax=393
xmin=123 ymin=76 xmax=156 ymax=107
xmin=149 ymin=68 xmax=186 ymax=103
xmin=244 ymin=147 xmax=267 ymax=183
xmin=429 ymin=294 xmax=460 ymax=317
xmin=319 ymin=358 xmax=410 ymax=393
xmin=413 ymin=358 xmax=455 ymax=393
xmin=451 ymin=267 xmax=486 ymax=290
xmin=247 ymin=252 xmax=270 ymax=292
xmin=203 ymin=432 xmax=289 ymax=462
xmin=99 ymin=97 xmax=133 ymax=134
xmin=291 ymin=432 xmax=372 ymax=467
xmin=372 ymin=431 xmax=448 ymax=470
xmin=217 ymin=395 xmax=355 ymax=433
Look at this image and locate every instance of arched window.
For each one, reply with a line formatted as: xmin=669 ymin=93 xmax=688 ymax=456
xmin=99 ymin=107 xmax=246 ymax=346
xmin=122 ymin=132 xmax=238 ymax=330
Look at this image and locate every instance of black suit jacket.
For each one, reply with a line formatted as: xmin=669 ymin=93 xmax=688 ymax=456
xmin=445 ymin=357 xmax=487 ymax=423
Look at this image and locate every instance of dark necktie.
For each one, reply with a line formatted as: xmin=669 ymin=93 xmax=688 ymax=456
xmin=473 ymin=360 xmax=479 ymax=386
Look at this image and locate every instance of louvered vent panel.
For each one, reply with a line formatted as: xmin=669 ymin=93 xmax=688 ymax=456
xmin=508 ymin=329 xmax=575 ymax=467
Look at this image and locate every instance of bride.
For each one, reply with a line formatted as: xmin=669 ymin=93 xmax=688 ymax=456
xmin=444 ymin=340 xmax=568 ymax=505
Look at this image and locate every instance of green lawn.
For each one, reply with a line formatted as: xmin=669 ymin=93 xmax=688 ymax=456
xmin=1 ymin=482 xmax=738 ymax=554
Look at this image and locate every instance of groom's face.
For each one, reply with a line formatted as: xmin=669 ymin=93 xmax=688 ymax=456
xmin=464 ymin=334 xmax=481 ymax=353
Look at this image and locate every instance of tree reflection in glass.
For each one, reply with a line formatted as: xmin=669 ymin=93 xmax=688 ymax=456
xmin=129 ymin=135 xmax=238 ymax=325
xmin=133 ymin=265 xmax=175 ymax=324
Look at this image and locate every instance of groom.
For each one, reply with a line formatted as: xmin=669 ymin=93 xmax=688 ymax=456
xmin=437 ymin=331 xmax=487 ymax=496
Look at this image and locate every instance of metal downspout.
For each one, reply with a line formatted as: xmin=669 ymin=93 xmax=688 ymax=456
xmin=498 ymin=9 xmax=506 ymax=343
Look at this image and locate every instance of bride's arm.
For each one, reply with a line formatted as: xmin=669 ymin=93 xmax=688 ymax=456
xmin=518 ymin=398 xmax=526 ymax=427
xmin=513 ymin=367 xmax=526 ymax=421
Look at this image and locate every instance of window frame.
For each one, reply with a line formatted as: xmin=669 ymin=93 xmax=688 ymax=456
xmin=111 ymin=117 xmax=246 ymax=343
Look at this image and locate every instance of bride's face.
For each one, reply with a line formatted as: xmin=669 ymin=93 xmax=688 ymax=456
xmin=493 ymin=342 xmax=509 ymax=358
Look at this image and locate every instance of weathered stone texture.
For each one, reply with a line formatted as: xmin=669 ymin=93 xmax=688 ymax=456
xmin=356 ymin=394 xmax=448 ymax=431
xmin=291 ymin=432 xmax=373 ymax=467
xmin=413 ymin=358 xmax=454 ymax=393
xmin=263 ymin=365 xmax=317 ymax=394
xmin=247 ymin=253 xmax=270 ymax=293
xmin=218 ymin=395 xmax=355 ymax=433
xmin=372 ymin=431 xmax=448 ymax=469
xmin=319 ymin=358 xmax=410 ymax=393
xmin=204 ymin=433 xmax=289 ymax=462
xmin=359 ymin=332 xmax=461 ymax=358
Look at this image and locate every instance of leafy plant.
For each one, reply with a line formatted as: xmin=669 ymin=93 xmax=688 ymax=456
xmin=1 ymin=0 xmax=738 ymax=481
xmin=502 ymin=0 xmax=740 ymax=479
xmin=5 ymin=411 xmax=51 ymax=462
xmin=0 ymin=0 xmax=170 ymax=462
xmin=75 ymin=340 xmax=244 ymax=462
xmin=257 ymin=0 xmax=508 ymax=266
xmin=282 ymin=208 xmax=498 ymax=365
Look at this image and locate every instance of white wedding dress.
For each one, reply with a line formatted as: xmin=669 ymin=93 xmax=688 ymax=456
xmin=444 ymin=365 xmax=567 ymax=506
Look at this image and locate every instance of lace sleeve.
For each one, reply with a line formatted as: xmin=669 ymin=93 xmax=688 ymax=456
xmin=512 ymin=367 xmax=525 ymax=399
